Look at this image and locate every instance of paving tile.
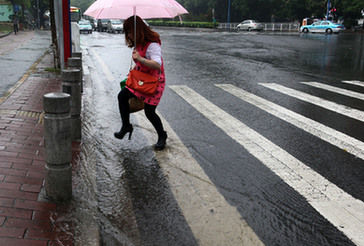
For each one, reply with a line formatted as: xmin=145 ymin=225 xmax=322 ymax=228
xmin=4 ymin=176 xmax=43 ymax=186
xmin=0 ymin=189 xmax=38 ymax=200
xmin=0 ymin=167 xmax=27 ymax=177
xmin=0 ymin=227 xmax=25 ymax=238
xmin=14 ymin=200 xmax=57 ymax=211
xmin=0 ymin=182 xmax=21 ymax=191
xmin=20 ymin=184 xmax=42 ymax=193
xmin=0 ymin=162 xmax=12 ymax=168
xmin=4 ymin=217 xmax=52 ymax=230
xmin=0 ymin=197 xmax=14 ymax=207
xmin=0 ymin=216 xmax=5 ymax=226
xmin=0 ymin=238 xmax=47 ymax=246
xmin=0 ymin=206 xmax=32 ymax=219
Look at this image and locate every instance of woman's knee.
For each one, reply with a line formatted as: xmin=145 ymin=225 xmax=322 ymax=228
xmin=118 ymin=88 xmax=130 ymax=103
xmin=144 ymin=104 xmax=157 ymax=118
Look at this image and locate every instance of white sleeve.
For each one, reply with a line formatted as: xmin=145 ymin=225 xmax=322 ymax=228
xmin=145 ymin=43 xmax=162 ymax=65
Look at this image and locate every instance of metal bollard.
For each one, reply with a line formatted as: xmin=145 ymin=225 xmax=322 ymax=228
xmin=43 ymin=92 xmax=72 ymax=202
xmin=62 ymin=68 xmax=82 ymax=141
xmin=68 ymin=56 xmax=83 ymax=93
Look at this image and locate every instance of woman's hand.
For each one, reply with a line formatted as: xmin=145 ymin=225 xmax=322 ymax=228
xmin=132 ymin=49 xmax=161 ymax=70
xmin=132 ymin=49 xmax=142 ymax=62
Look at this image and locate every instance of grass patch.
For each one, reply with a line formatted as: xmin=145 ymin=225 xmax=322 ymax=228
xmin=0 ymin=23 xmax=12 ymax=33
xmin=44 ymin=67 xmax=61 ymax=74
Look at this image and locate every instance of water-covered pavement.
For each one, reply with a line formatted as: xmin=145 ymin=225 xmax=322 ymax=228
xmin=0 ymin=31 xmax=51 ymax=97
xmin=74 ymin=29 xmax=364 ymax=245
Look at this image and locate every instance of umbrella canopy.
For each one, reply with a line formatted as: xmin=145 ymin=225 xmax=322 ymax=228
xmin=84 ymin=0 xmax=188 ymax=20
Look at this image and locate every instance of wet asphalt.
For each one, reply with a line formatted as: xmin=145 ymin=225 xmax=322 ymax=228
xmin=74 ymin=29 xmax=364 ymax=246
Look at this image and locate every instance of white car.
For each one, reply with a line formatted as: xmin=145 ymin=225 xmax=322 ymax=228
xmin=107 ymin=19 xmax=123 ymax=33
xmin=237 ymin=20 xmax=264 ymax=31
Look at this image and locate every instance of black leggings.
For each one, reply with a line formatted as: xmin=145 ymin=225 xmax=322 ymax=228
xmin=117 ymin=88 xmax=164 ymax=135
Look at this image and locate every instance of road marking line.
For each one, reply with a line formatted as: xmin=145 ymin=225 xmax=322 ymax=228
xmin=89 ymin=49 xmax=115 ymax=82
xmin=133 ymin=111 xmax=264 ymax=246
xmin=301 ymin=82 xmax=364 ymax=100
xmin=170 ymin=85 xmax=364 ymax=246
xmin=260 ymin=83 xmax=364 ymax=123
xmin=216 ymin=84 xmax=364 ymax=160
xmin=342 ymin=80 xmax=364 ymax=87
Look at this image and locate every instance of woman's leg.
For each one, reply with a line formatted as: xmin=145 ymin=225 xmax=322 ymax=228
xmin=144 ymin=104 xmax=164 ymax=135
xmin=117 ymin=88 xmax=134 ymax=127
xmin=115 ymin=88 xmax=134 ymax=139
xmin=144 ymin=104 xmax=167 ymax=149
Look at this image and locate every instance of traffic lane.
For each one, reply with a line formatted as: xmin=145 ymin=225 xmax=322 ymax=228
xmin=161 ymin=28 xmax=364 ymax=199
xmin=158 ymin=30 xmax=362 ymax=244
xmin=80 ymin=35 xmax=199 ymax=246
xmin=160 ymin=30 xmax=364 ymax=84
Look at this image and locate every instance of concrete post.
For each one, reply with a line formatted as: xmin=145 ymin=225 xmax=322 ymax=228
xmin=72 ymin=52 xmax=82 ymax=58
xmin=68 ymin=56 xmax=83 ymax=93
xmin=43 ymin=92 xmax=72 ymax=202
xmin=62 ymin=68 xmax=82 ymax=140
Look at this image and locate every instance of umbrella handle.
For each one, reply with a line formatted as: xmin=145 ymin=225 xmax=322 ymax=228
xmin=133 ymin=7 xmax=136 ymax=47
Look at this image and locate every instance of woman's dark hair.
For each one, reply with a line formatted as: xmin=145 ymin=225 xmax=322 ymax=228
xmin=123 ymin=15 xmax=161 ymax=48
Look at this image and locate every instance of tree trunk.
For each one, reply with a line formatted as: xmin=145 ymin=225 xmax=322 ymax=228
xmin=49 ymin=0 xmax=60 ymax=69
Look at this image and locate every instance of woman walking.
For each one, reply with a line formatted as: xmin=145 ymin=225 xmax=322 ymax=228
xmin=115 ymin=16 xmax=167 ymax=150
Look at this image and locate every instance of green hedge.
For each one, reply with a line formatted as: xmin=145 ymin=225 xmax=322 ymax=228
xmin=0 ymin=23 xmax=12 ymax=33
xmin=148 ymin=20 xmax=218 ymax=28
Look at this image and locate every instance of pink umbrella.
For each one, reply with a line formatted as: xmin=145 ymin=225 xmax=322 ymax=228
xmin=84 ymin=0 xmax=188 ymax=20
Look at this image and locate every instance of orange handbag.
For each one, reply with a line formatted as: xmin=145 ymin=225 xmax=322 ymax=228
xmin=126 ymin=70 xmax=159 ymax=95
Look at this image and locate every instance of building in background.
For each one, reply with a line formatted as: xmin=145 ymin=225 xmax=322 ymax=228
xmin=0 ymin=0 xmax=13 ymax=22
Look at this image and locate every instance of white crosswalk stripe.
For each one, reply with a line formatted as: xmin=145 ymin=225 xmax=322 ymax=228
xmin=342 ymin=80 xmax=364 ymax=87
xmin=301 ymin=81 xmax=364 ymax=100
xmin=216 ymin=83 xmax=364 ymax=161
xmin=170 ymin=85 xmax=364 ymax=246
xmin=133 ymin=112 xmax=264 ymax=246
xmin=260 ymin=83 xmax=364 ymax=123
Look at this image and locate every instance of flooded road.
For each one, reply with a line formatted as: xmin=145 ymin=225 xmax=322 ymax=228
xmin=73 ymin=29 xmax=364 ymax=246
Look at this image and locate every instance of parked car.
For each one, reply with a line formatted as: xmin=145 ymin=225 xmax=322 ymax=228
xmin=237 ymin=20 xmax=264 ymax=31
xmin=300 ymin=20 xmax=345 ymax=34
xmin=107 ymin=19 xmax=124 ymax=33
xmin=97 ymin=19 xmax=110 ymax=32
xmin=78 ymin=20 xmax=92 ymax=34
xmin=89 ymin=18 xmax=97 ymax=31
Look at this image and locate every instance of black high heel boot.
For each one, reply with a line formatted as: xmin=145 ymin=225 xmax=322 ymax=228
xmin=114 ymin=125 xmax=133 ymax=140
xmin=155 ymin=131 xmax=167 ymax=150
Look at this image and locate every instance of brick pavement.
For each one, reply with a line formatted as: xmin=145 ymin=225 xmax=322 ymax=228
xmin=0 ymin=50 xmax=79 ymax=245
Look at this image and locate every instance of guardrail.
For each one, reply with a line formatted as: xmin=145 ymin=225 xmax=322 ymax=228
xmin=218 ymin=22 xmax=300 ymax=32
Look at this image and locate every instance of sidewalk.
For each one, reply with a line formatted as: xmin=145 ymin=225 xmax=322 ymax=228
xmin=0 ymin=49 xmax=79 ymax=245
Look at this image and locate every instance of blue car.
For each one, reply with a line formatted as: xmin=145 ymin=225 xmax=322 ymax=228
xmin=300 ymin=20 xmax=345 ymax=34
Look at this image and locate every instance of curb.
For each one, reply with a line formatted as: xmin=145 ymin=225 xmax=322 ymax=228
xmin=0 ymin=31 xmax=12 ymax=38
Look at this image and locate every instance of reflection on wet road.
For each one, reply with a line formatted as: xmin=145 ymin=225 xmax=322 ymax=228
xmin=72 ymin=30 xmax=364 ymax=246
